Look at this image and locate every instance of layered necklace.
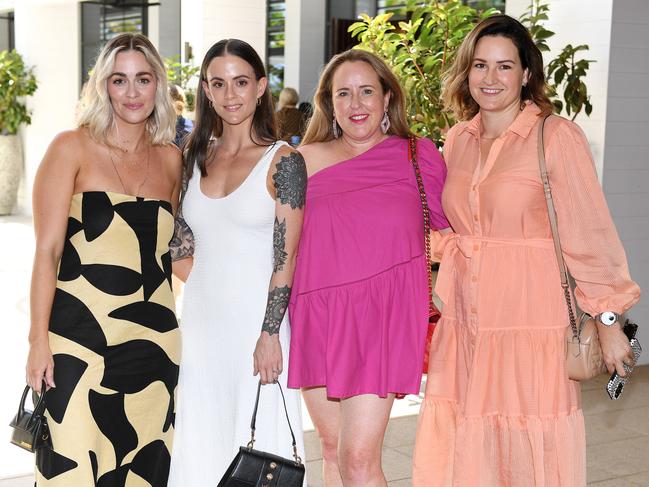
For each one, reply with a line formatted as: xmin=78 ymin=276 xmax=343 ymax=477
xmin=107 ymin=137 xmax=151 ymax=197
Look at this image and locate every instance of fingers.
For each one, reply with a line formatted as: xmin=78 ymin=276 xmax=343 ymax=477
xmin=45 ymin=362 xmax=56 ymax=389
xmin=613 ymin=359 xmax=627 ymax=378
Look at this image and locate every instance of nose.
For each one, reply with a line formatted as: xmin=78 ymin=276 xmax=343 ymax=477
xmin=224 ymin=83 xmax=235 ymax=100
xmin=126 ymin=80 xmax=138 ymax=98
xmin=349 ymin=91 xmax=361 ymax=109
xmin=483 ymin=67 xmax=497 ymax=85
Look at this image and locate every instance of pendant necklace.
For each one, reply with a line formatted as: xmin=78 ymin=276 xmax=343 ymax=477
xmin=108 ymin=143 xmax=151 ymax=197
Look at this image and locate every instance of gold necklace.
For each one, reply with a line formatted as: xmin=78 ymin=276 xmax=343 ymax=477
xmin=107 ymin=144 xmax=151 ymax=196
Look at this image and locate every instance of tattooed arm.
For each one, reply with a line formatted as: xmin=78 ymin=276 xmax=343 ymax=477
xmin=253 ymin=146 xmax=307 ymax=384
xmin=171 ymin=170 xmax=195 ymax=281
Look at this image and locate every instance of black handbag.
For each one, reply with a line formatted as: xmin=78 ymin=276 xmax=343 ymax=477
xmin=218 ymin=381 xmax=305 ymax=487
xmin=9 ymin=382 xmax=52 ymax=452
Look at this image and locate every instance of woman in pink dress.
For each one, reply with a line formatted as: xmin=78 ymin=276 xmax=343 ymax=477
xmin=413 ymin=15 xmax=641 ymax=486
xmin=288 ymin=49 xmax=450 ymax=486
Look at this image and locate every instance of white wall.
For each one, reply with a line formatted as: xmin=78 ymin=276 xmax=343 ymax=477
xmin=181 ymin=0 xmax=267 ymax=72
xmin=284 ymin=0 xmax=327 ymax=102
xmin=13 ymin=0 xmax=80 ymax=214
xmin=603 ymin=0 xmax=649 ymax=362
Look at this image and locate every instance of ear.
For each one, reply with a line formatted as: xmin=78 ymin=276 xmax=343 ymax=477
xmin=257 ymin=77 xmax=268 ymax=100
xmin=522 ymin=68 xmax=531 ymax=87
xmin=202 ymin=80 xmax=212 ymax=102
xmin=383 ymin=90 xmax=391 ymax=112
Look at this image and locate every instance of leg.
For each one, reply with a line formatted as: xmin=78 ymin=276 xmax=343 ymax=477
xmin=302 ymin=387 xmax=342 ymax=487
xmin=338 ymin=394 xmax=395 ymax=487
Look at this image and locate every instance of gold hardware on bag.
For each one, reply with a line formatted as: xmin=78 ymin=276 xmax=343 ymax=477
xmin=269 ymin=462 xmax=277 ymax=469
xmin=266 ymin=473 xmax=273 ymax=480
xmin=20 ymin=441 xmax=32 ymax=449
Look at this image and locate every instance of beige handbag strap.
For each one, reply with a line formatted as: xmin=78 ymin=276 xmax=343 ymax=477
xmin=537 ymin=116 xmax=580 ymax=338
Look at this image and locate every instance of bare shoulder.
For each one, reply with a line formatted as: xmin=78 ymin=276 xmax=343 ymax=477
xmin=156 ymin=142 xmax=183 ymax=176
xmin=273 ymin=143 xmax=304 ymax=164
xmin=297 ymin=141 xmax=329 ymax=161
xmin=40 ymin=128 xmax=90 ymax=172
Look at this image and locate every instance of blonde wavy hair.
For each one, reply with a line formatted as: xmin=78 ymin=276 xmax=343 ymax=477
xmin=302 ymin=49 xmax=410 ymax=145
xmin=77 ymin=33 xmax=176 ymax=145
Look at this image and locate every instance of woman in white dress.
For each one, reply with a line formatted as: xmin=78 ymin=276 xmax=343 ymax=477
xmin=168 ymin=38 xmax=307 ymax=484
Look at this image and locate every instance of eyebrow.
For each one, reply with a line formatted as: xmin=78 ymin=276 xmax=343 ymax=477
xmin=335 ymin=84 xmax=376 ymax=91
xmin=208 ymin=74 xmax=251 ymax=82
xmin=111 ymin=71 xmax=153 ymax=77
xmin=473 ymin=57 xmax=516 ymax=64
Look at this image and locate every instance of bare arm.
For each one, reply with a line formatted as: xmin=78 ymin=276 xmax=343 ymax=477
xmin=170 ymin=165 xmax=195 ymax=281
xmin=253 ymin=147 xmax=307 ymax=384
xmin=27 ymin=132 xmax=80 ymax=392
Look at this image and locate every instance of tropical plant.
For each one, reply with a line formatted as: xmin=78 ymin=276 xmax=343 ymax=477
xmin=0 ymin=49 xmax=38 ymax=135
xmin=165 ymin=55 xmax=200 ymax=111
xmin=349 ymin=0 xmax=593 ymax=142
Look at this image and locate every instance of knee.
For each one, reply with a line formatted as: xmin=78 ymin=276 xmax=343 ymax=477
xmin=339 ymin=447 xmax=377 ymax=482
xmin=317 ymin=432 xmax=339 ymax=463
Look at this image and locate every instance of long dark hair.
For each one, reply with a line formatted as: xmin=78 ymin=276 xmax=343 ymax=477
xmin=185 ymin=39 xmax=277 ymax=178
xmin=443 ymin=14 xmax=554 ymax=120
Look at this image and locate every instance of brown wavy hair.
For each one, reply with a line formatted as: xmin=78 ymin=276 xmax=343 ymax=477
xmin=302 ymin=49 xmax=410 ymax=145
xmin=185 ymin=39 xmax=277 ymax=179
xmin=442 ymin=14 xmax=554 ymax=121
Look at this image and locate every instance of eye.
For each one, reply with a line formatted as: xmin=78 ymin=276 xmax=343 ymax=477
xmin=336 ymin=91 xmax=348 ymax=97
xmin=211 ymin=81 xmax=223 ymax=88
xmin=473 ymin=63 xmax=486 ymax=69
xmin=362 ymin=88 xmax=374 ymax=95
xmin=236 ymin=79 xmax=248 ymax=87
xmin=112 ymin=78 xmax=125 ymax=85
xmin=137 ymin=77 xmax=151 ymax=85
xmin=499 ymin=64 xmax=512 ymax=70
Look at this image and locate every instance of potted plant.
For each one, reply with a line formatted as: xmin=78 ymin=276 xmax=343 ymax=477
xmin=0 ymin=49 xmax=37 ymax=215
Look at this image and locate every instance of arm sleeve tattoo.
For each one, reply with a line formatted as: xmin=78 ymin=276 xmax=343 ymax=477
xmin=273 ymin=217 xmax=288 ymax=272
xmin=170 ymin=171 xmax=195 ymax=261
xmin=272 ymin=151 xmax=307 ymax=209
xmin=261 ymin=285 xmax=291 ymax=336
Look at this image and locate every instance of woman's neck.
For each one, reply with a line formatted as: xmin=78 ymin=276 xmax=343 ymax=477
xmin=218 ymin=117 xmax=260 ymax=155
xmin=108 ymin=119 xmax=148 ymax=152
xmin=480 ymin=100 xmax=523 ymax=139
xmin=339 ymin=130 xmax=389 ymax=157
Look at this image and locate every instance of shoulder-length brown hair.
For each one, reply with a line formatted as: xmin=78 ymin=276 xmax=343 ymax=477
xmin=77 ymin=33 xmax=176 ymax=145
xmin=185 ymin=39 xmax=277 ymax=179
xmin=302 ymin=49 xmax=410 ymax=145
xmin=443 ymin=14 xmax=554 ymax=121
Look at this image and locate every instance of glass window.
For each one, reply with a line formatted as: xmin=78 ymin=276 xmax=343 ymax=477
xmin=0 ymin=10 xmax=14 ymax=52
xmin=267 ymin=0 xmax=286 ymax=96
xmin=80 ymin=2 xmax=148 ymax=86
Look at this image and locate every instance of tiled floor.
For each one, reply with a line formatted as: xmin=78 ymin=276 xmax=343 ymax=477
xmin=2 ymin=366 xmax=647 ymax=486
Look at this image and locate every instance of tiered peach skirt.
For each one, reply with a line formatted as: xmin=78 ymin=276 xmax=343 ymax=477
xmin=413 ymin=235 xmax=586 ymax=486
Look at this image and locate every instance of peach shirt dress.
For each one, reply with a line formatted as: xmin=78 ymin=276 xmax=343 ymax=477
xmin=413 ymin=103 xmax=641 ymax=486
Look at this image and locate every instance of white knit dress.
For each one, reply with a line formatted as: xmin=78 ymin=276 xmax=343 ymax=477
xmin=168 ymin=141 xmax=305 ymax=485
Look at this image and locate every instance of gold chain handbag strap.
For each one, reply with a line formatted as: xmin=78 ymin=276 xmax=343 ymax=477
xmin=536 ymin=116 xmax=580 ymax=339
xmin=408 ymin=136 xmax=434 ymax=316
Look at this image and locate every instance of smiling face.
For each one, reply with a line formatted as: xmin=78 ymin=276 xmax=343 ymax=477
xmin=331 ymin=60 xmax=390 ymax=142
xmin=202 ymin=54 xmax=267 ymax=127
xmin=107 ymin=50 xmax=157 ymax=125
xmin=468 ymin=35 xmax=530 ymax=115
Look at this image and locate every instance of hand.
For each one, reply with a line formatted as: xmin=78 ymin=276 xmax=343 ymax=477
xmin=253 ymin=332 xmax=283 ymax=385
xmin=597 ymin=322 xmax=634 ymax=377
xmin=26 ymin=338 xmax=55 ymax=393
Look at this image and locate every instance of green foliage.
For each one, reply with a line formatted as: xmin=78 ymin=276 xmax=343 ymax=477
xmin=0 ymin=50 xmax=38 ymax=135
xmin=349 ymin=0 xmax=594 ymax=142
xmin=165 ymin=55 xmax=200 ymax=111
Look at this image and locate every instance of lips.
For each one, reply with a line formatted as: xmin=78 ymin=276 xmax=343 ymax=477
xmin=480 ymin=88 xmax=503 ymax=95
xmin=125 ymin=103 xmax=144 ymax=110
xmin=224 ymin=104 xmax=242 ymax=112
xmin=349 ymin=114 xmax=369 ymax=124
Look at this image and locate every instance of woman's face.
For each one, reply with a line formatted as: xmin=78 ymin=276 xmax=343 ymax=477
xmin=202 ymin=55 xmax=266 ymax=127
xmin=331 ymin=61 xmax=390 ymax=142
xmin=468 ymin=35 xmax=530 ymax=115
xmin=107 ymin=50 xmax=157 ymax=125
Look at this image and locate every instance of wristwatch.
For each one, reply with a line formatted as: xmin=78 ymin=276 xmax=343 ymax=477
xmin=598 ymin=311 xmax=619 ymax=326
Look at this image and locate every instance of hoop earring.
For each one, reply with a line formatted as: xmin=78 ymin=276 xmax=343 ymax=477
xmin=380 ymin=111 xmax=391 ymax=134
xmin=209 ymin=100 xmax=213 ymax=108
xmin=332 ymin=115 xmax=340 ymax=139
xmin=257 ymin=97 xmax=262 ymax=106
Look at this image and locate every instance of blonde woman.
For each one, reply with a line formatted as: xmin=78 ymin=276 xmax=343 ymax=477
xmin=25 ymin=33 xmax=182 ymax=485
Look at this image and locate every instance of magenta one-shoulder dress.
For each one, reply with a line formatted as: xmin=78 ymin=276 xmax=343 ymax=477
xmin=288 ymin=136 xmax=449 ymax=398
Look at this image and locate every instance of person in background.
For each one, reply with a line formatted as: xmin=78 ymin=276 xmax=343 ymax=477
xmin=25 ymin=33 xmax=181 ymax=485
xmin=168 ymin=38 xmax=306 ymax=485
xmin=289 ymin=49 xmax=450 ymax=486
xmin=277 ymin=86 xmax=304 ymax=144
xmin=413 ymin=15 xmax=640 ymax=486
xmin=169 ymin=84 xmax=194 ymax=147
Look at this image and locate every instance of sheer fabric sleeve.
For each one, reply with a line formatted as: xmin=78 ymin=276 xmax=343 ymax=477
xmin=418 ymin=137 xmax=451 ymax=230
xmin=545 ymin=118 xmax=640 ymax=315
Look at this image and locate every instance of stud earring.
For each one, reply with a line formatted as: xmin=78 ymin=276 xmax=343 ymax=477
xmin=332 ymin=116 xmax=340 ymax=138
xmin=380 ymin=111 xmax=391 ymax=134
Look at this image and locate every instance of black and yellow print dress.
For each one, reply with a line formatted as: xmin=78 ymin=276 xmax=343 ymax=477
xmin=36 ymin=191 xmax=181 ymax=487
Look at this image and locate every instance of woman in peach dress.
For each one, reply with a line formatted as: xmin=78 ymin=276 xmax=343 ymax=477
xmin=413 ymin=15 xmax=641 ymax=486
